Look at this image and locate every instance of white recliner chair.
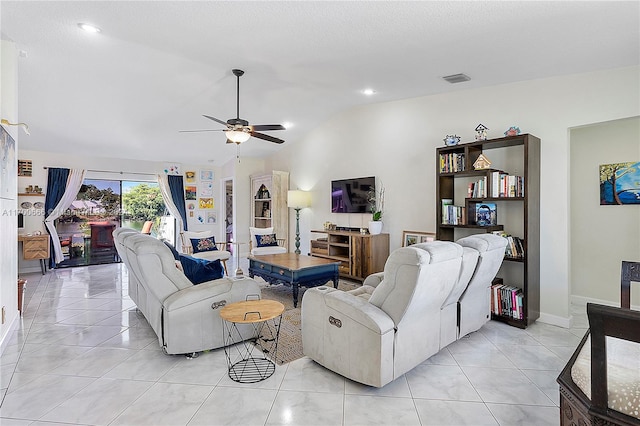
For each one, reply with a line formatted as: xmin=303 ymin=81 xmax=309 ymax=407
xmin=120 ymin=232 xmax=261 ymax=355
xmin=456 ymin=234 xmax=508 ymax=338
xmin=180 ymin=230 xmax=231 ymax=275
xmin=301 ymin=241 xmax=463 ymax=387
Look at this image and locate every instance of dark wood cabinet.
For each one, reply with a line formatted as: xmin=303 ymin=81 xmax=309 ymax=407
xmin=310 ymin=230 xmax=389 ymax=281
xmin=436 ymin=134 xmax=540 ymax=328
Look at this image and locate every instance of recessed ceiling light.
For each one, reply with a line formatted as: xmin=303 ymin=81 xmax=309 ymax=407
xmin=282 ymin=122 xmax=293 ymax=129
xmin=77 ymin=23 xmax=101 ymax=33
xmin=362 ymin=88 xmax=376 ymax=96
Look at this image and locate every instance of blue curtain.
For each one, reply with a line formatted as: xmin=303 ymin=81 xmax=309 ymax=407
xmin=44 ymin=168 xmax=70 ymax=268
xmin=167 ymin=175 xmax=188 ymax=231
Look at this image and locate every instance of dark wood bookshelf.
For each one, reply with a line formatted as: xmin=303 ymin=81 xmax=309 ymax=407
xmin=436 ymin=134 xmax=540 ymax=328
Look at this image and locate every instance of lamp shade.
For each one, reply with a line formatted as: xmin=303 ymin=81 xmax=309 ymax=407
xmin=288 ymin=190 xmax=311 ymax=209
xmin=224 ymin=129 xmax=251 ymax=143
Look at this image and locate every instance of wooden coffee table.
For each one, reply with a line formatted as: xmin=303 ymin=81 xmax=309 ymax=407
xmin=249 ymin=253 xmax=339 ymax=307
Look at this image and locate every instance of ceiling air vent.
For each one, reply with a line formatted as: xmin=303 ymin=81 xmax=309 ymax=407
xmin=442 ymin=73 xmax=471 ymax=84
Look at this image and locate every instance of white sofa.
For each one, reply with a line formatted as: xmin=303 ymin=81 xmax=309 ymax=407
xmin=180 ymin=230 xmax=231 ymax=275
xmin=302 ymin=241 xmax=464 ymax=387
xmin=456 ymin=234 xmax=508 ymax=338
xmin=115 ymin=230 xmax=261 ymax=355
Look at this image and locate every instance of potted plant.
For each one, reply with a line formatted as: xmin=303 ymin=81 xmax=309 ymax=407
xmin=368 ymin=183 xmax=385 ymax=235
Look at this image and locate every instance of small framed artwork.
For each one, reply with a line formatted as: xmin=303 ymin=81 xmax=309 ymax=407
xmin=600 ymin=161 xmax=640 ymax=205
xmin=402 ymin=230 xmax=436 ymax=247
xmin=475 ymin=203 xmax=497 ymax=226
xmin=200 ymin=170 xmax=214 ymax=181
xmin=185 ymin=171 xmax=196 ymax=183
xmin=184 ymin=186 xmax=197 ymax=200
xmin=198 ymin=197 xmax=214 ymax=209
xmin=199 ymin=181 xmax=213 ymax=197
xmin=206 ymin=211 xmax=217 ymax=224
xmin=18 ymin=159 xmax=32 ymax=177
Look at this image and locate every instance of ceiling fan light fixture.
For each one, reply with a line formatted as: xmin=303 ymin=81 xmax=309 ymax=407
xmin=224 ymin=129 xmax=251 ymax=143
xmin=77 ymin=23 xmax=101 ymax=33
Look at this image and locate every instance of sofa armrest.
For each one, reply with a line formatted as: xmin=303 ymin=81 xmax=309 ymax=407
xmin=363 ymin=272 xmax=384 ymax=288
xmin=302 ymin=286 xmax=396 ymax=387
xmin=302 ymin=287 xmax=394 ymax=335
xmin=163 ymin=277 xmax=260 ymax=311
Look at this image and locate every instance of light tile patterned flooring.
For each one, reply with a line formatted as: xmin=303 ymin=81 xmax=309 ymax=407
xmin=1 ymin=261 xmax=588 ymax=425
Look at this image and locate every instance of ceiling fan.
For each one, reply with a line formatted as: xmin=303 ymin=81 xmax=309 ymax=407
xmin=180 ymin=69 xmax=285 ymax=145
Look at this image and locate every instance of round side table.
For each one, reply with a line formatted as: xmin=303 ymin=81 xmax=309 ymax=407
xmin=219 ymin=299 xmax=284 ymax=383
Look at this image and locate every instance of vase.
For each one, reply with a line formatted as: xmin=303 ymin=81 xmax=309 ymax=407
xmin=368 ymin=221 xmax=383 ymax=235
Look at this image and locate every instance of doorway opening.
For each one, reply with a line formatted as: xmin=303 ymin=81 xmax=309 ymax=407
xmin=224 ymin=178 xmax=234 ymax=254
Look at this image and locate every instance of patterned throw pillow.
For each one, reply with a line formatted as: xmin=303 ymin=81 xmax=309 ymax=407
xmin=191 ymin=236 xmax=218 ymax=253
xmin=256 ymin=233 xmax=278 ymax=247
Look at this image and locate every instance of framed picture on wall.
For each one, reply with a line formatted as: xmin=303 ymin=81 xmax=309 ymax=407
xmin=402 ymin=230 xmax=436 ymax=247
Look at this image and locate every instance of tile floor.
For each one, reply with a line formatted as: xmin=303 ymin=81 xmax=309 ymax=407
xmin=1 ymin=261 xmax=587 ymax=425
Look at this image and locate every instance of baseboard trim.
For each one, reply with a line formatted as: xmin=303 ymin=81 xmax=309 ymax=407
xmin=0 ymin=314 xmax=20 ymax=356
xmin=538 ymin=312 xmax=572 ymax=328
xmin=570 ymin=294 xmax=639 ymax=310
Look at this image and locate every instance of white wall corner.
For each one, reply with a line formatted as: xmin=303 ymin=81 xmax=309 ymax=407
xmin=537 ymin=312 xmax=572 ymax=329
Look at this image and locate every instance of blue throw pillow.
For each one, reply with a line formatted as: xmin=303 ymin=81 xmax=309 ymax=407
xmin=256 ymin=233 xmax=278 ymax=247
xmin=178 ymin=254 xmax=224 ymax=284
xmin=162 ymin=240 xmax=180 ymax=261
xmin=191 ymin=236 xmax=218 ymax=253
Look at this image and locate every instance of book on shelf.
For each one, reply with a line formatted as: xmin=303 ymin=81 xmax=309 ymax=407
xmin=441 ymin=199 xmax=466 ymax=225
xmin=468 ymin=176 xmax=488 ymax=198
xmin=490 ymin=171 xmax=525 ymax=198
xmin=439 ymin=153 xmax=465 ymax=173
xmin=492 ymin=231 xmax=525 ymax=258
xmin=491 ymin=283 xmax=524 ymax=319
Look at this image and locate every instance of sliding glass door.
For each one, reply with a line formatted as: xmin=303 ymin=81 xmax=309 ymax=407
xmin=56 ymin=179 xmax=172 ymax=267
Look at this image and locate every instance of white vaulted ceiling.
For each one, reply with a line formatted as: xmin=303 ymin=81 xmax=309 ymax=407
xmin=1 ymin=1 xmax=638 ymax=166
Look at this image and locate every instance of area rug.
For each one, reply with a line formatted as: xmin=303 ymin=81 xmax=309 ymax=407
xmin=256 ymin=279 xmax=360 ymax=365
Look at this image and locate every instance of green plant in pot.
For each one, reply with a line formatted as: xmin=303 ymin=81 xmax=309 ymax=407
xmin=368 ymin=183 xmax=385 ymax=235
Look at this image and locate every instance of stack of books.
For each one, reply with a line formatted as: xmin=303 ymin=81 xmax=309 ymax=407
xmin=490 ymin=171 xmax=525 ymax=197
xmin=491 ymin=283 xmax=524 ymax=319
xmin=439 ymin=153 xmax=465 ymax=173
xmin=467 ymin=177 xmax=488 ymax=198
xmin=441 ymin=199 xmax=466 ymax=225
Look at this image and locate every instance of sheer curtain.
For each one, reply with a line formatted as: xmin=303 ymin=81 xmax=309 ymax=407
xmin=157 ymin=173 xmax=187 ymax=250
xmin=43 ymin=168 xmax=86 ymax=265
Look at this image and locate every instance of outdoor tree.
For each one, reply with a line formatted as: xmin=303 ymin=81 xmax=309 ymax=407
xmin=122 ymin=184 xmax=165 ymax=220
xmin=77 ymin=184 xmax=121 ymax=218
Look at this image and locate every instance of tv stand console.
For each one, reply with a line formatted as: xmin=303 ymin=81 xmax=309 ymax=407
xmin=310 ymin=230 xmax=389 ymax=281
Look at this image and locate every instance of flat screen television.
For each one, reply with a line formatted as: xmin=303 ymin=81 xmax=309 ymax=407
xmin=331 ymin=176 xmax=375 ymax=213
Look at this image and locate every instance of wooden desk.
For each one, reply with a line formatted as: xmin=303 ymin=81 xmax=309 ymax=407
xmin=18 ymin=234 xmax=50 ymax=274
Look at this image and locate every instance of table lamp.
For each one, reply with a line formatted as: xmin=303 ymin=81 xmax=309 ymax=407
xmin=287 ymin=190 xmax=311 ymax=254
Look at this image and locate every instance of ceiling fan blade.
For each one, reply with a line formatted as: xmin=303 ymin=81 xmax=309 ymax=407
xmin=250 ymin=124 xmax=286 ymax=131
xmin=251 ymin=131 xmax=285 ymax=144
xmin=203 ymin=115 xmax=229 ymax=126
xmin=226 ymin=139 xmax=235 ymax=144
xmin=179 ymin=129 xmax=224 ymax=133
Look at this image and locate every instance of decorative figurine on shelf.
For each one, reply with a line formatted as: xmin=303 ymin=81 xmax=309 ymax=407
xmin=473 ymin=153 xmax=492 ymax=170
xmin=504 ymin=126 xmax=521 ymax=137
xmin=443 ymin=134 xmax=461 ymax=146
xmin=475 ymin=124 xmax=489 ymax=141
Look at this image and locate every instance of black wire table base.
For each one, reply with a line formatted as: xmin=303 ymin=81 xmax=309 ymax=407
xmin=222 ymin=315 xmax=282 ymax=383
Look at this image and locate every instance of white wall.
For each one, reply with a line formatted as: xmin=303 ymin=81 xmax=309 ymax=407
xmin=570 ymin=117 xmax=640 ymax=307
xmin=0 ymin=39 xmax=20 ymax=349
xmin=268 ymin=66 xmax=640 ymax=326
